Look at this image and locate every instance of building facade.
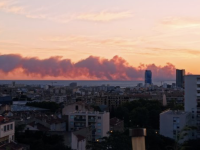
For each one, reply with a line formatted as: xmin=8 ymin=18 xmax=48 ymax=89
xmin=94 ymin=95 xmax=130 ymax=110
xmin=185 ymin=75 xmax=200 ymax=138
xmin=68 ymin=111 xmax=110 ymax=141
xmin=160 ymin=110 xmax=193 ymax=141
xmin=160 ymin=75 xmax=200 ymax=141
xmin=0 ymin=119 xmax=15 ymax=146
xmin=176 ymin=69 xmax=185 ymax=88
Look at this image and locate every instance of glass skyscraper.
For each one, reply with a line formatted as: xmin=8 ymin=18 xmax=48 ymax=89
xmin=145 ymin=70 xmax=152 ymax=84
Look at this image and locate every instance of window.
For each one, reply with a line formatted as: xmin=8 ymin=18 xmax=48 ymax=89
xmin=97 ymin=129 xmax=101 ymax=133
xmin=75 ymin=105 xmax=79 ymax=111
xmin=97 ymin=136 xmax=101 ymax=139
xmin=7 ymin=125 xmax=9 ymax=130
xmin=173 ymin=124 xmax=177 ymax=130
xmin=98 ymin=116 xmax=101 ymax=120
xmin=173 ymin=130 xmax=176 ymax=135
xmin=192 ymin=133 xmax=194 ymax=136
xmin=173 ymin=117 xmax=180 ymax=123
xmin=70 ymin=116 xmax=74 ymax=119
xmin=4 ymin=126 xmax=6 ymax=132
xmin=70 ymin=122 xmax=74 ymax=125
xmin=97 ymin=123 xmax=101 ymax=126
xmin=10 ymin=124 xmax=13 ymax=130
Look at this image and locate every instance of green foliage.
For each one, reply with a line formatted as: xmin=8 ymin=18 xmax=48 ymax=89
xmin=146 ymin=129 xmax=175 ymax=150
xmin=167 ymin=100 xmax=184 ymax=111
xmin=26 ymin=102 xmax=60 ymax=112
xmin=181 ymin=139 xmax=200 ymax=150
xmin=87 ymin=130 xmax=132 ymax=150
xmin=87 ymin=129 xmax=175 ymax=150
xmin=130 ymin=107 xmax=149 ymax=127
xmin=91 ymin=105 xmax=101 ymax=111
xmin=15 ymin=131 xmax=71 ymax=150
xmin=114 ymin=99 xmax=162 ymax=129
xmin=173 ymin=126 xmax=197 ymax=150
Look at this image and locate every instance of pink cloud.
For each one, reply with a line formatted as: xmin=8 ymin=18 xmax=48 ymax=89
xmin=0 ymin=54 xmax=177 ymax=80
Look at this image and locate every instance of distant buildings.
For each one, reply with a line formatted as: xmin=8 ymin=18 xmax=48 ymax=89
xmin=176 ymin=69 xmax=185 ymax=88
xmin=94 ymin=95 xmax=130 ymax=110
xmin=69 ymin=82 xmax=77 ymax=88
xmin=145 ymin=70 xmax=152 ymax=85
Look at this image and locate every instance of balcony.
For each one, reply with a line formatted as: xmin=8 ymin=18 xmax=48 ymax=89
xmin=74 ymin=124 xmax=86 ymax=128
xmin=74 ymin=118 xmax=86 ymax=122
xmin=88 ymin=119 xmax=96 ymax=122
xmin=197 ymin=93 xmax=200 ymax=97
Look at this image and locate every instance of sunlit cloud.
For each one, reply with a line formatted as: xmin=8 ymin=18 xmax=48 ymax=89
xmin=161 ymin=17 xmax=200 ymax=28
xmin=0 ymin=54 xmax=176 ymax=80
xmin=0 ymin=1 xmax=132 ymax=23
xmin=77 ymin=11 xmax=132 ymax=22
xmin=0 ymin=0 xmax=73 ymax=23
xmin=147 ymin=47 xmax=200 ymax=57
xmin=0 ymin=0 xmax=46 ymax=19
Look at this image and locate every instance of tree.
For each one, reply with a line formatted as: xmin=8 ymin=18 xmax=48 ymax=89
xmin=87 ymin=130 xmax=132 ymax=150
xmin=130 ymin=107 xmax=149 ymax=127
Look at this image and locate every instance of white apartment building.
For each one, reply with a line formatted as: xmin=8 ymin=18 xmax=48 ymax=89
xmin=68 ymin=111 xmax=110 ymax=141
xmin=185 ymin=75 xmax=200 ymax=138
xmin=160 ymin=110 xmax=194 ymax=141
xmin=0 ymin=119 xmax=15 ymax=146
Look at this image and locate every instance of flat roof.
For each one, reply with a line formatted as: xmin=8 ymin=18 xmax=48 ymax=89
xmin=11 ymin=105 xmax=48 ymax=112
xmin=160 ymin=110 xmax=189 ymax=115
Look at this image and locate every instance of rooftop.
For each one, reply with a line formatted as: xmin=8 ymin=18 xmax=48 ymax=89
xmin=69 ymin=111 xmax=109 ymax=115
xmin=160 ymin=109 xmax=188 ymax=115
xmin=11 ymin=105 xmax=48 ymax=112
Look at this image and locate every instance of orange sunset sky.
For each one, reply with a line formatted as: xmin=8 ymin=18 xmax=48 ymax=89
xmin=0 ymin=0 xmax=200 ymax=80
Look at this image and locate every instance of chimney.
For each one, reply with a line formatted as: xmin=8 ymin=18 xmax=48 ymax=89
xmin=129 ymin=128 xmax=146 ymax=150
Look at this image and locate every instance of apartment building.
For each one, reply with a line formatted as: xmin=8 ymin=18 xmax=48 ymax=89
xmin=185 ymin=75 xmax=200 ymax=138
xmin=68 ymin=111 xmax=110 ymax=141
xmin=94 ymin=95 xmax=130 ymax=110
xmin=0 ymin=117 xmax=15 ymax=146
xmin=160 ymin=110 xmax=193 ymax=141
xmin=160 ymin=75 xmax=200 ymax=141
xmin=62 ymin=102 xmax=93 ymax=115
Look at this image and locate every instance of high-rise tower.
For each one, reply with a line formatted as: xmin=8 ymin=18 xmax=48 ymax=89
xmin=145 ymin=70 xmax=152 ymax=85
xmin=176 ymin=69 xmax=185 ymax=88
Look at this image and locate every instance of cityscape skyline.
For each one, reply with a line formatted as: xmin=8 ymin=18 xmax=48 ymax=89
xmin=1 ymin=0 xmax=200 ymax=80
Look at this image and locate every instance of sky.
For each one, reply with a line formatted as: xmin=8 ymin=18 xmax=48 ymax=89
xmin=0 ymin=0 xmax=200 ymax=80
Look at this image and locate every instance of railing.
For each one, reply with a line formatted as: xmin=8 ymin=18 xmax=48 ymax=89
xmin=74 ymin=124 xmax=86 ymax=127
xmin=88 ymin=119 xmax=96 ymax=122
